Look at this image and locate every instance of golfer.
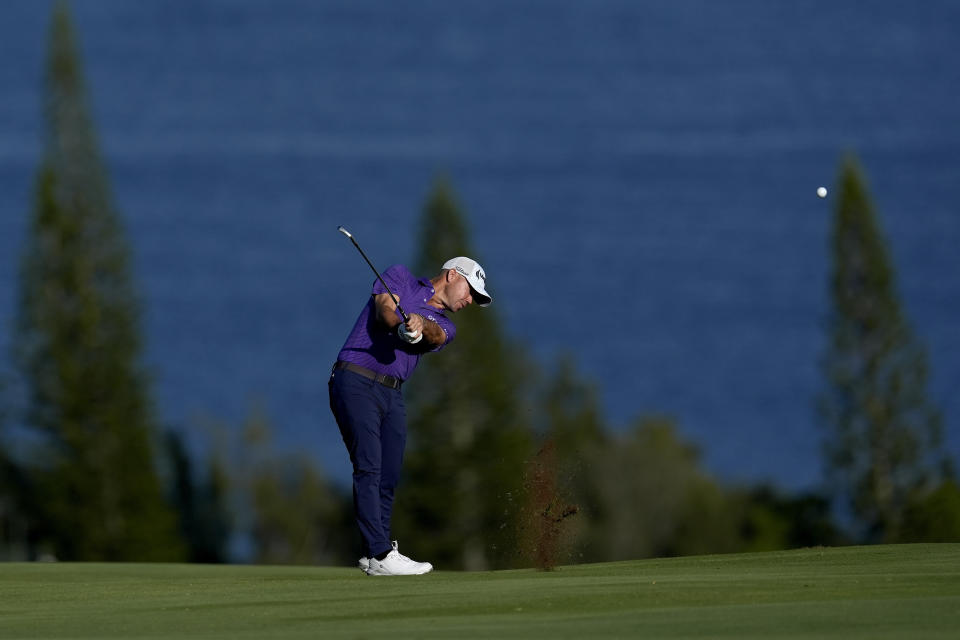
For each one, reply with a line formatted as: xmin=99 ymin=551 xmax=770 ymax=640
xmin=329 ymin=257 xmax=491 ymax=575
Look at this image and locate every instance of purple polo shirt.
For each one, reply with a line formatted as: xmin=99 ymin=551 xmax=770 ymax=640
xmin=335 ymin=264 xmax=456 ymax=381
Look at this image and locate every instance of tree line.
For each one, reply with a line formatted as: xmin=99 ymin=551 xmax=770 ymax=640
xmin=2 ymin=3 xmax=958 ymax=566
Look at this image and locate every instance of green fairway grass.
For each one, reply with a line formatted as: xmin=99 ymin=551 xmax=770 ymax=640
xmin=1 ymin=544 xmax=958 ymax=639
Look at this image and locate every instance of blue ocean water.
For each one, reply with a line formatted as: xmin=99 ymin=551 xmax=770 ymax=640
xmin=1 ymin=1 xmax=958 ymax=490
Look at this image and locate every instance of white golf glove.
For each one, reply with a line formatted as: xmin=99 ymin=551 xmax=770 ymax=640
xmin=397 ymin=324 xmax=423 ymax=344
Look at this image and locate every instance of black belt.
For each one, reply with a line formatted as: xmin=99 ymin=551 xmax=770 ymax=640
xmin=333 ymin=361 xmax=403 ymax=390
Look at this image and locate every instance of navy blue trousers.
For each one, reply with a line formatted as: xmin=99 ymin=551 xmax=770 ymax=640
xmin=328 ymin=368 xmax=407 ymax=559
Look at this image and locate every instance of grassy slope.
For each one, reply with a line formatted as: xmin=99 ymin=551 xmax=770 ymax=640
xmin=1 ymin=544 xmax=958 ymax=639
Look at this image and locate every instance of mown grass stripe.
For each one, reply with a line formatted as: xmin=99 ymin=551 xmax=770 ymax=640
xmin=0 ymin=544 xmax=957 ymax=639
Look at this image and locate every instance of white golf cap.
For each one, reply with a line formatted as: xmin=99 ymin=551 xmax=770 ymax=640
xmin=442 ymin=256 xmax=492 ymax=307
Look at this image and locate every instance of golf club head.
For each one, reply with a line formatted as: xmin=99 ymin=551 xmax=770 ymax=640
xmin=337 ymin=226 xmax=353 ymax=239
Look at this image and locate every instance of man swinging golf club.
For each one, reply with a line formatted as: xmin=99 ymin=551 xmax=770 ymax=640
xmin=330 ymin=230 xmax=491 ymax=575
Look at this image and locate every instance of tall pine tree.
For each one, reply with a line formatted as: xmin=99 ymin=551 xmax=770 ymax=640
xmin=14 ymin=2 xmax=183 ymax=560
xmin=394 ymin=178 xmax=534 ymax=569
xmin=819 ymin=154 xmax=945 ymax=542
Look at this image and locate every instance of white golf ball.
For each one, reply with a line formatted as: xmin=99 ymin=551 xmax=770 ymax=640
xmin=817 ymin=186 xmax=828 ymax=198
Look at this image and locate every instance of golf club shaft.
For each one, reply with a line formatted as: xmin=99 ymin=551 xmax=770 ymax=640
xmin=337 ymin=226 xmax=410 ymax=323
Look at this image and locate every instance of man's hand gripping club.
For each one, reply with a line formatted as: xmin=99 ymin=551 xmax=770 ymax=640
xmin=375 ymin=293 xmax=423 ymax=344
xmin=397 ymin=314 xmax=424 ymax=344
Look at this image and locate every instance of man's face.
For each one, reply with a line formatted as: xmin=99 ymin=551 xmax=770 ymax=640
xmin=447 ymin=272 xmax=474 ymax=312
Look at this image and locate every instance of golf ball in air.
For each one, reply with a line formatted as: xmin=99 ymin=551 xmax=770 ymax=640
xmin=817 ymin=186 xmax=828 ymax=198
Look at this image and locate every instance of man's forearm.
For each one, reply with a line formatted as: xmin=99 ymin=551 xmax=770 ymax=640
xmin=418 ymin=317 xmax=446 ymax=347
xmin=374 ymin=293 xmax=404 ymax=328
xmin=374 ymin=294 xmax=445 ymax=347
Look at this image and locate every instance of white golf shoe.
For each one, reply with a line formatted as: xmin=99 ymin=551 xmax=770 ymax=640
xmin=365 ymin=541 xmax=433 ymax=576
xmin=358 ymin=557 xmax=369 ymax=573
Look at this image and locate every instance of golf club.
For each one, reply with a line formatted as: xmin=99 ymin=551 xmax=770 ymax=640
xmin=337 ymin=226 xmax=410 ymax=323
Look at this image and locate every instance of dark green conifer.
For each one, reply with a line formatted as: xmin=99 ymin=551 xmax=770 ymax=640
xmin=819 ymin=154 xmax=945 ymax=542
xmin=396 ymin=178 xmax=534 ymax=569
xmin=14 ymin=2 xmax=183 ymax=560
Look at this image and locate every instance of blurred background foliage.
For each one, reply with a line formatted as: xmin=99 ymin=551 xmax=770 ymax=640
xmin=1 ymin=3 xmax=957 ymax=566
